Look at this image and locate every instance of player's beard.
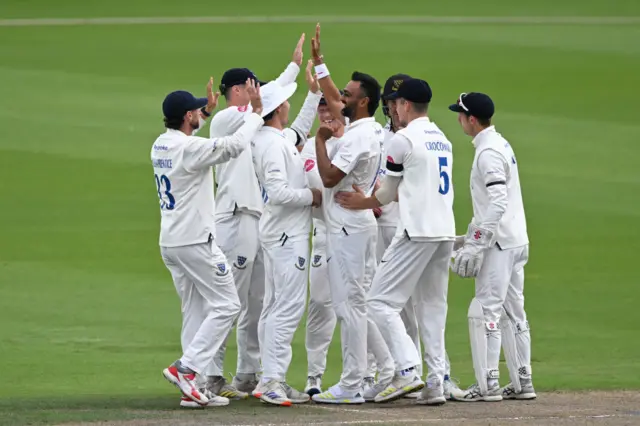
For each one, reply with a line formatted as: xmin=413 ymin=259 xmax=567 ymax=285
xmin=190 ymin=116 xmax=200 ymax=130
xmin=341 ymin=104 xmax=356 ymax=121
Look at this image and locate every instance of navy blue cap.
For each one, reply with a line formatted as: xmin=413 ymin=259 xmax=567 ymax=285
xmin=387 ymin=78 xmax=432 ymax=103
xmin=382 ymin=74 xmax=412 ymax=101
xmin=219 ymin=68 xmax=266 ymax=92
xmin=162 ymin=90 xmax=208 ymax=119
xmin=449 ymin=92 xmax=495 ymax=120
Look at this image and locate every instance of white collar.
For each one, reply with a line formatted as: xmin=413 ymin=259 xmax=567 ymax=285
xmin=346 ymin=116 xmax=375 ymax=130
xmin=472 ymin=125 xmax=496 ymax=148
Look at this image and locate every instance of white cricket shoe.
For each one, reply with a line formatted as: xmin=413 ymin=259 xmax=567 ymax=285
xmin=207 ymin=376 xmax=249 ymax=400
xmin=450 ymin=382 xmax=503 ymax=402
xmin=305 ymin=375 xmax=322 ymax=396
xmin=404 ymin=391 xmax=421 ymax=399
xmin=259 ymin=380 xmax=292 ymax=406
xmin=501 ymin=380 xmax=537 ymax=400
xmin=443 ymin=377 xmax=461 ymax=400
xmin=162 ymin=364 xmax=208 ymax=406
xmin=363 ymin=377 xmax=388 ymax=402
xmin=252 ymin=380 xmax=267 ymax=398
xmin=179 ymin=388 xmax=229 ymax=408
xmin=374 ymin=374 xmax=424 ymax=403
xmin=417 ymin=381 xmax=446 ymax=406
xmin=312 ymin=384 xmax=365 ymax=404
xmin=232 ymin=373 xmax=259 ymax=394
xmin=282 ymin=382 xmax=310 ymax=403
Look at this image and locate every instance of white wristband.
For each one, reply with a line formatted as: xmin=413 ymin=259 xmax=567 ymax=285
xmin=314 ymin=63 xmax=330 ymax=79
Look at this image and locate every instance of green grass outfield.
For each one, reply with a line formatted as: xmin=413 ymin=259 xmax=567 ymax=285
xmin=1 ymin=0 xmax=639 ymax=424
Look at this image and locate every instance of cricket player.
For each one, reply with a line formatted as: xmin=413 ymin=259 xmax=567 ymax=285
xmin=448 ymin=92 xmax=536 ymax=402
xmin=380 ymin=75 xmax=461 ymax=400
xmin=155 ymin=79 xmax=264 ymax=407
xmin=250 ymin=81 xmax=322 ymax=406
xmin=206 ymin=34 xmax=319 ymax=398
xmin=378 ymin=74 xmax=422 ymax=398
xmin=300 ymin=90 xmax=342 ymax=397
xmin=337 ymin=78 xmax=455 ymax=405
xmin=301 ymin=88 xmax=392 ymax=401
xmin=308 ymin=24 xmax=394 ymax=404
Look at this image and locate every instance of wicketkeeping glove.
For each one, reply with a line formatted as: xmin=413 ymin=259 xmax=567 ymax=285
xmin=451 ymin=224 xmax=495 ymax=278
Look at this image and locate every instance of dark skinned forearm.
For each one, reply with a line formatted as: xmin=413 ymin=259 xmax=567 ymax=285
xmin=315 ymin=135 xmax=343 ymax=188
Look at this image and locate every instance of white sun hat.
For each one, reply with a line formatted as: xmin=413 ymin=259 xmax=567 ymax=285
xmin=259 ymin=81 xmax=298 ymax=117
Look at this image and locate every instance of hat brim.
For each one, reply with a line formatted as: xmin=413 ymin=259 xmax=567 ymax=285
xmin=261 ymin=82 xmax=298 ymax=117
xmin=384 ymin=91 xmax=401 ymax=101
xmin=448 ymin=104 xmax=465 ymax=113
xmin=191 ymin=97 xmax=208 ymax=110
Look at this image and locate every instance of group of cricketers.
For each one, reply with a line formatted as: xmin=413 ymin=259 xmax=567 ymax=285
xmin=151 ymin=24 xmax=536 ymax=409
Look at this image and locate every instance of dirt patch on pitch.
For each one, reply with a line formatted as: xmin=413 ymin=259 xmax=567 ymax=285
xmin=57 ymin=391 xmax=640 ymax=426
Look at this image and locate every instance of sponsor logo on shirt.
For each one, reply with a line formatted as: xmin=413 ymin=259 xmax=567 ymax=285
xmin=238 ymin=105 xmax=248 ymax=112
xmin=387 ymin=155 xmax=395 ymax=163
xmin=304 ymin=159 xmax=316 ymax=172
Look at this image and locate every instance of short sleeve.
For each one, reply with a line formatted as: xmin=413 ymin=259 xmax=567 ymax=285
xmin=476 ymin=149 xmax=508 ymax=187
xmin=384 ymin=133 xmax=412 ymax=177
xmin=331 ymin=133 xmax=365 ymax=175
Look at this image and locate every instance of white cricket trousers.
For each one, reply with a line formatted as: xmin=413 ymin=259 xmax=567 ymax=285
xmin=327 ymin=227 xmax=394 ymax=392
xmin=208 ymin=212 xmax=264 ymax=377
xmin=377 ymin=225 xmax=422 ymax=376
xmin=368 ymin=236 xmax=452 ymax=386
xmin=161 ymin=239 xmax=241 ymax=374
xmin=475 ymin=245 xmax=531 ymax=378
xmin=306 ymin=224 xmax=336 ymax=377
xmin=259 ymin=235 xmax=310 ymax=381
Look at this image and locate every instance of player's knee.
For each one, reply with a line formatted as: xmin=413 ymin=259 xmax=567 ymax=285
xmin=514 ymin=320 xmax=530 ymax=334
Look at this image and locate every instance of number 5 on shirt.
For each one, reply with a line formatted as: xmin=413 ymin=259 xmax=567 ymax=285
xmin=438 ymin=156 xmax=450 ymax=195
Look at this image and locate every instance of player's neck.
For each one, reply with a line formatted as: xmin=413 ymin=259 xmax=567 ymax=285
xmin=265 ymin=120 xmax=284 ymax=131
xmin=226 ymin=94 xmax=248 ymax=108
xmin=179 ymin=123 xmax=194 ymax=136
xmin=406 ymin=113 xmax=428 ymax=125
xmin=352 ymin=111 xmax=370 ymax=122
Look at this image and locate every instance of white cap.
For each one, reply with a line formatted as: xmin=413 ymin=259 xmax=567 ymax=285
xmin=259 ymin=81 xmax=298 ymax=117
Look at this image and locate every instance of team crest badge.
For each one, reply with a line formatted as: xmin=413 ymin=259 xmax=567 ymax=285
xmin=216 ymin=263 xmax=229 ymax=276
xmin=234 ymin=255 xmax=247 ymax=269
xmin=311 ymin=255 xmax=322 ymax=267
xmin=295 ymin=256 xmax=306 ymax=270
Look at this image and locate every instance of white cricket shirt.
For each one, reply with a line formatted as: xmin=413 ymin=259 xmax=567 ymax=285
xmin=376 ymin=122 xmax=400 ymax=228
xmin=211 ymin=62 xmax=319 ymax=219
xmin=151 ymin=114 xmax=264 ymax=247
xmin=321 ymin=117 xmax=383 ymax=234
xmin=470 ymin=126 xmax=529 ymax=249
xmin=301 ymin=135 xmax=339 ymax=227
xmin=252 ymin=126 xmax=313 ymax=243
xmin=386 ymin=117 xmax=455 ymax=240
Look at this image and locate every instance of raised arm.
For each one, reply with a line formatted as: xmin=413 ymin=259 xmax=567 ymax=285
xmin=274 ymin=33 xmax=305 ymax=87
xmin=311 ymin=24 xmax=346 ymax=125
xmin=283 ymin=60 xmax=323 ymax=146
xmin=185 ymin=80 xmax=264 ymax=171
